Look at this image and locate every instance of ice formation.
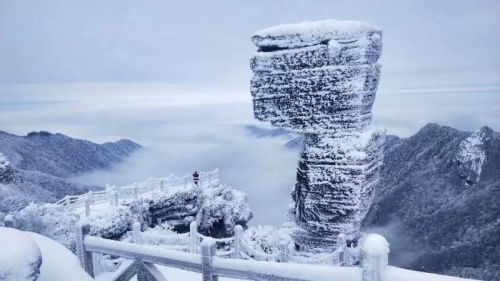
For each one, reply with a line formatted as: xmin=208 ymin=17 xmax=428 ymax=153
xmin=250 ymin=19 xmax=385 ymax=250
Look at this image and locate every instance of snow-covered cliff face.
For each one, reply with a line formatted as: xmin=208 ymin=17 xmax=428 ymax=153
xmin=454 ymin=126 xmax=494 ymax=185
xmin=250 ymin=19 xmax=384 ymax=250
xmin=0 ymin=130 xmax=141 ymax=212
xmin=363 ymin=124 xmax=500 ymax=281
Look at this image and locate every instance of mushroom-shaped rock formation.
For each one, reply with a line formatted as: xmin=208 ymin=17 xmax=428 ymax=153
xmin=250 ymin=19 xmax=385 ymax=250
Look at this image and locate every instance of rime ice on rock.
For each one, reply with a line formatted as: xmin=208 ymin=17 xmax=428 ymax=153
xmin=454 ymin=126 xmax=493 ymax=185
xmin=250 ymin=19 xmax=385 ymax=250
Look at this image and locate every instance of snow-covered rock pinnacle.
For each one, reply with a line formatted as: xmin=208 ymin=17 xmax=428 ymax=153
xmin=250 ymin=19 xmax=385 ymax=250
xmin=454 ymin=126 xmax=494 ymax=185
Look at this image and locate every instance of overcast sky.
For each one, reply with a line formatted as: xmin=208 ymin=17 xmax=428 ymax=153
xmin=1 ymin=0 xmax=499 ymax=88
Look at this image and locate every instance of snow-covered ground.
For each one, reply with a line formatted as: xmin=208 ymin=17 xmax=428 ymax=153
xmin=0 ymin=227 xmax=479 ymax=281
xmin=0 ymin=227 xmax=92 ymax=281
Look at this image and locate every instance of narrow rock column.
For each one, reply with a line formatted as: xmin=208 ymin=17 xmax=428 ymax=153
xmin=250 ymin=19 xmax=385 ymax=250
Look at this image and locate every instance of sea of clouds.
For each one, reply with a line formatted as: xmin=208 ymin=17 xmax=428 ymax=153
xmin=0 ymin=82 xmax=498 ymax=225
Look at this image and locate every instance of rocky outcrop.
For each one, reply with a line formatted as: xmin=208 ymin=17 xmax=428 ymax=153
xmin=453 ymin=126 xmax=494 ymax=185
xmin=144 ymin=184 xmax=253 ymax=237
xmin=250 ymin=19 xmax=384 ymax=250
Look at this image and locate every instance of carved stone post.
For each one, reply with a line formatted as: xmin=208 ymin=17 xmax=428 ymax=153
xmin=201 ymin=238 xmax=218 ymax=281
xmin=132 ymin=221 xmax=141 ymax=244
xmin=362 ymin=234 xmax=389 ymax=281
xmin=189 ymin=221 xmax=198 ymax=253
xmin=233 ymin=225 xmax=243 ymax=259
xmin=337 ymin=233 xmax=347 ymax=266
xmin=76 ymin=224 xmax=94 ymax=277
xmin=278 ymin=241 xmax=289 ymax=263
xmin=85 ymin=196 xmax=90 ymax=217
xmin=112 ymin=191 xmax=118 ymax=206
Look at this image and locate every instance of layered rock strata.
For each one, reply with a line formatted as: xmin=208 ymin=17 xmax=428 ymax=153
xmin=250 ymin=19 xmax=385 ymax=250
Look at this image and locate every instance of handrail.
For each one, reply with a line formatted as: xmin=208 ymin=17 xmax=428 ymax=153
xmin=196 ymin=232 xmax=234 ymax=243
xmin=84 ymin=236 xmax=202 ymax=273
xmin=80 ymin=234 xmax=362 ymax=281
xmin=54 ymin=169 xmax=220 ymax=215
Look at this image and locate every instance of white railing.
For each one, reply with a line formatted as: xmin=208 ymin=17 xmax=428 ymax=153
xmin=55 ymin=169 xmax=219 ymax=216
xmin=124 ymin=221 xmax=355 ymax=267
xmin=75 ymin=224 xmax=390 ymax=281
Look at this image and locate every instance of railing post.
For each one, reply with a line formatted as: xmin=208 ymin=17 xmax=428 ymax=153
xmin=109 ymin=190 xmax=116 ymax=206
xmin=189 ymin=221 xmax=198 ymax=253
xmin=65 ymin=195 xmax=71 ymax=207
xmin=76 ymin=224 xmax=94 ymax=277
xmin=85 ymin=196 xmax=90 ymax=217
xmin=132 ymin=221 xmax=141 ymax=244
xmin=201 ymin=238 xmax=218 ymax=281
xmin=134 ymin=184 xmax=138 ymax=199
xmin=278 ymin=240 xmax=289 ymax=262
xmin=233 ymin=225 xmax=243 ymax=258
xmin=92 ymin=252 xmax=101 ymax=276
xmin=160 ymin=179 xmax=164 ymax=192
xmin=113 ymin=190 xmax=118 ymax=206
xmin=362 ymin=234 xmax=389 ymax=281
xmin=337 ymin=233 xmax=347 ymax=266
xmin=89 ymin=191 xmax=94 ymax=203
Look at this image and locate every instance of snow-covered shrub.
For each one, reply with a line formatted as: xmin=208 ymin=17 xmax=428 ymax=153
xmin=241 ymin=223 xmax=294 ymax=258
xmin=197 ymin=184 xmax=253 ymax=237
xmin=83 ymin=205 xmax=148 ymax=240
xmin=12 ymin=203 xmax=80 ymax=251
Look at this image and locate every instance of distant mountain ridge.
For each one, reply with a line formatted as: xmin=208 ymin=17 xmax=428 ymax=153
xmin=0 ymin=130 xmax=141 ymax=212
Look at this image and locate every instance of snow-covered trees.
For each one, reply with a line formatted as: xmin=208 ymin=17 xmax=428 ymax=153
xmin=0 ymin=152 xmax=17 ymax=184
